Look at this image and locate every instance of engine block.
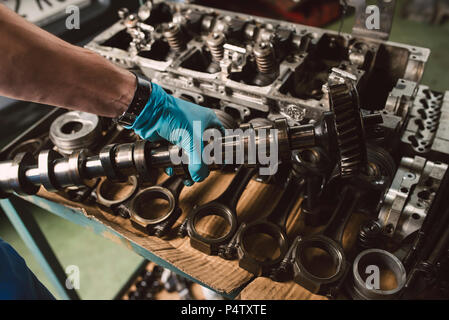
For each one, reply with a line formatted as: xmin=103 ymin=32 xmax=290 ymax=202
xmin=85 ymin=1 xmax=432 ymax=139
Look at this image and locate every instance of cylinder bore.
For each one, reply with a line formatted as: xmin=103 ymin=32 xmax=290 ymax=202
xmin=96 ymin=175 xmax=138 ymax=207
xmin=351 ymin=249 xmax=406 ymax=300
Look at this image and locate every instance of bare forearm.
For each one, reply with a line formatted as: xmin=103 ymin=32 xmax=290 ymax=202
xmin=0 ymin=4 xmax=135 ymax=118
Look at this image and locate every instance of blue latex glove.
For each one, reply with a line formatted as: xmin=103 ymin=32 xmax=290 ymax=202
xmin=127 ymin=83 xmax=224 ymax=184
xmin=0 ymin=238 xmax=55 ymax=300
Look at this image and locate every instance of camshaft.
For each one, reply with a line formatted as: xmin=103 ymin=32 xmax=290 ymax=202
xmin=0 ymin=117 xmax=323 ymax=197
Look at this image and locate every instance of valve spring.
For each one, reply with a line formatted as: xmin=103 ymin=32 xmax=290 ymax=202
xmin=163 ymin=24 xmax=185 ymax=52
xmin=206 ymin=32 xmax=226 ymax=61
xmin=357 ymin=220 xmax=382 ymax=249
xmin=253 ymin=41 xmax=276 ymax=74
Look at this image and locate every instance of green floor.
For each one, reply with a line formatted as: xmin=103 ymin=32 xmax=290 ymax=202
xmin=0 ymin=0 xmax=448 ymax=300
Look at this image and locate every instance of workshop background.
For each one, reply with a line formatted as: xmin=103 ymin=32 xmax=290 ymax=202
xmin=0 ymin=0 xmax=448 ymax=299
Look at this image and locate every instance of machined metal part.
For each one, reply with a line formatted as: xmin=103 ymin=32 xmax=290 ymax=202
xmin=401 ymin=86 xmax=449 ymax=160
xmin=400 ymin=167 xmax=449 ymax=295
xmin=377 ymin=156 xmax=448 ymax=243
xmin=403 ymin=206 xmax=449 ymax=298
xmin=85 ymin=0 xmax=427 ymax=127
xmin=3 ymin=0 xmax=449 ymax=299
xmin=348 ymin=249 xmax=406 ymax=300
xmin=0 ymin=108 xmax=380 ymax=198
xmin=291 ymin=185 xmax=360 ymax=297
xmin=96 ymin=175 xmax=139 ymax=218
xmin=163 ymin=23 xmax=186 ymax=52
xmin=185 ymin=166 xmax=257 ymax=255
xmin=230 ymin=171 xmax=305 ymax=276
xmin=6 ymin=135 xmax=50 ymax=160
xmin=49 ymin=111 xmax=101 ymax=155
xmin=206 ymin=32 xmax=226 ymax=62
xmin=357 ymin=220 xmax=383 ymax=250
xmin=280 ymin=144 xmax=398 ymax=290
xmin=0 ymin=152 xmax=40 ymax=196
xmin=213 ymin=109 xmax=239 ymax=130
xmin=130 ymin=175 xmax=185 ymax=237
xmin=328 ymin=71 xmax=367 ymax=179
xmin=0 ymin=115 xmax=329 ymax=196
xmin=38 ymin=149 xmax=64 ymax=192
xmin=293 ymin=148 xmax=332 ymax=227
xmin=253 ymin=41 xmax=277 ymax=75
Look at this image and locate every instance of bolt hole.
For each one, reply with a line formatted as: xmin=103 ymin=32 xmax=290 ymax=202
xmin=418 ymin=190 xmax=430 ymax=200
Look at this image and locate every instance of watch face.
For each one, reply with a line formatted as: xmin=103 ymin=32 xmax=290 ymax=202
xmin=2 ymin=0 xmax=92 ymax=26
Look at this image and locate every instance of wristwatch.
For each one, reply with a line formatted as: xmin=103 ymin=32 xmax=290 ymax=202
xmin=116 ymin=72 xmax=153 ymax=126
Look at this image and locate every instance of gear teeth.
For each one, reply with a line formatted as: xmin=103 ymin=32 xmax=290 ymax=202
xmin=329 ymin=82 xmax=367 ymax=178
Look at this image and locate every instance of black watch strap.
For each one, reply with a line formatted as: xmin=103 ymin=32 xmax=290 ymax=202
xmin=117 ymin=72 xmax=152 ymax=126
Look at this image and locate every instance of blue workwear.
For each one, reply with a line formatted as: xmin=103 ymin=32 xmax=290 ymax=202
xmin=127 ymin=83 xmax=224 ymax=183
xmin=0 ymin=238 xmax=55 ymax=299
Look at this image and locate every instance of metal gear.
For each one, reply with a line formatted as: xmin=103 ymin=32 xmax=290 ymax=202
xmin=328 ymin=80 xmax=367 ymax=178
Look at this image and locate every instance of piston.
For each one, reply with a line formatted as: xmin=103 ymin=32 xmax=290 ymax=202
xmin=49 ymin=111 xmax=101 ymax=155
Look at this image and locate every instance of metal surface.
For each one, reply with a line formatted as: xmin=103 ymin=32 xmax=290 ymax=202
xmin=377 ymin=156 xmax=448 ymax=243
xmin=348 ymin=249 xmax=406 ymax=300
xmin=185 ymin=166 xmax=257 ymax=255
xmin=86 ymin=0 xmax=427 ymax=128
xmin=401 ymin=87 xmax=449 ymax=161
xmin=291 ymin=185 xmax=360 ymax=297
xmin=129 ymin=175 xmax=184 ymax=237
xmin=328 ymin=74 xmax=367 ymax=178
xmin=49 ymin=111 xmax=101 ymax=155
xmin=230 ymin=170 xmax=305 ymax=276
xmin=0 ymin=115 xmax=349 ymax=196
xmin=96 ymin=175 xmax=139 ymax=218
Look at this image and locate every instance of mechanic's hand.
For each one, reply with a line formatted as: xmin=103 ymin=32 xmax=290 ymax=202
xmin=127 ymin=83 xmax=224 ymax=184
